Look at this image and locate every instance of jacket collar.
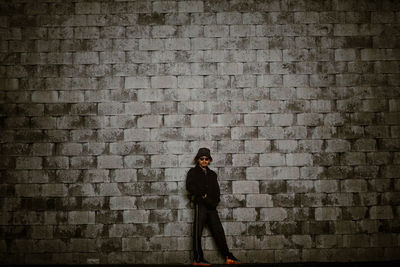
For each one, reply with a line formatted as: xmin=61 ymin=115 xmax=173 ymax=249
xmin=195 ymin=164 xmax=209 ymax=172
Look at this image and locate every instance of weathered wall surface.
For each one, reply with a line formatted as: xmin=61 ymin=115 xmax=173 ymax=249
xmin=0 ymin=0 xmax=400 ymax=264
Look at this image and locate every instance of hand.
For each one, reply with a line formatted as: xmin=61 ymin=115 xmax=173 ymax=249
xmin=202 ymin=193 xmax=207 ymax=199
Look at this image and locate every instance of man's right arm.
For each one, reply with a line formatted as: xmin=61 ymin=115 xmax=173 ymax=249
xmin=186 ymin=170 xmax=204 ymax=203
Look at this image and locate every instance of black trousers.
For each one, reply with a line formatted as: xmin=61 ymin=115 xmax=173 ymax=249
xmin=193 ymin=203 xmax=230 ymax=261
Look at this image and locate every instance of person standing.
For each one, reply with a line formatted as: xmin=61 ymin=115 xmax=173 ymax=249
xmin=186 ymin=147 xmax=240 ymax=265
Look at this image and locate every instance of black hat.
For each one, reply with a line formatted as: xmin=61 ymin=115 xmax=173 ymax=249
xmin=195 ymin=147 xmax=212 ymax=160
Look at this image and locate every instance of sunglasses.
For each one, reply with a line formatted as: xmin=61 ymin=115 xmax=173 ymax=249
xmin=199 ymin=157 xmax=210 ymax=161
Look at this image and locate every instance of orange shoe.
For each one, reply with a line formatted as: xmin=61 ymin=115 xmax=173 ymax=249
xmin=193 ymin=259 xmax=211 ymax=266
xmin=226 ymin=253 xmax=240 ymax=264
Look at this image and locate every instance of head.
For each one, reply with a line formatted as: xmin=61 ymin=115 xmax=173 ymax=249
xmin=193 ymin=147 xmax=213 ymax=168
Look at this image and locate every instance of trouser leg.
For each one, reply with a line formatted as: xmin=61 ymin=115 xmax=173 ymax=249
xmin=207 ymin=209 xmax=230 ymax=257
xmin=193 ymin=203 xmax=207 ymax=261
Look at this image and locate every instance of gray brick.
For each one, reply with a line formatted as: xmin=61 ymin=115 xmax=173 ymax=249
xmin=99 ymin=183 xmax=122 ymax=196
xmin=341 ymin=179 xmax=368 ymax=192
xmin=215 ymin=114 xmax=241 ymax=127
xmin=260 ymin=208 xmax=288 ymax=221
xmin=191 ymin=62 xmax=217 ymax=75
xmin=164 ymin=115 xmax=190 ymax=127
xmin=44 ymin=156 xmax=69 ymax=169
xmin=188 ymin=88 xmax=213 ymax=101
xmin=335 ymin=48 xmax=357 ymax=61
xmin=244 ymin=140 xmax=270 ymax=153
xmin=178 ymin=25 xmax=203 ymax=37
xmin=231 ymin=101 xmax=257 ymax=113
xmin=217 ymin=140 xmax=243 ymax=153
xmin=151 ymin=155 xmax=179 ymax=168
xmin=257 ymin=75 xmax=283 ymax=87
xmin=164 ymin=222 xmax=191 ymax=236
xmin=110 ymin=196 xmax=136 ymax=210
xmin=246 ymin=167 xmax=272 ymax=180
xmin=340 ymin=152 xmax=366 ymax=165
xmin=292 ymin=235 xmax=313 ymax=248
xmin=204 ymin=101 xmax=231 ymax=113
xmin=243 ymin=114 xmax=267 ymax=127
xmin=162 ymin=141 xmax=189 ymax=154
xmin=124 ymin=155 xmax=147 ymax=168
xmin=287 ymin=180 xmax=314 ymax=193
xmin=230 ymin=25 xmax=256 ymax=37
xmin=315 ymin=207 xmax=341 ymax=221
xmin=232 ymin=181 xmax=259 ymax=194
xmin=258 ymin=127 xmax=285 ymax=140
xmin=190 ymin=13 xmax=216 ymax=25
xmin=152 ymin=51 xmax=176 ymax=63
xmin=151 ymin=76 xmax=177 ymax=89
xmin=16 ymin=157 xmax=42 ymax=169
xmin=150 ymin=181 xmax=178 ymax=195
xmin=98 ymin=102 xmax=124 ymax=115
xmin=233 ymin=75 xmax=256 ymax=88
xmin=177 ymin=76 xmax=203 ymax=88
xmin=165 ymin=89 xmax=190 ymax=101
xmin=204 ymin=25 xmax=229 ymax=37
xmin=273 ymin=167 xmax=300 ymax=179
xmin=124 ymin=129 xmax=151 ymax=141
xmin=246 ymin=194 xmax=273 ymax=207
xmin=297 ymin=113 xmax=323 ymax=126
xmin=191 ymin=38 xmax=217 ymax=50
xmin=316 ymin=234 xmax=338 ymax=248
xmin=178 ymin=1 xmax=204 ymax=12
xmin=216 ymin=12 xmax=242 ymax=24
xmin=151 ymin=128 xmax=183 ymax=141
xmin=259 ymin=153 xmax=285 ymax=166
xmin=178 ymin=101 xmax=205 ymax=114
xmin=286 ymin=153 xmax=313 ymax=166
xmin=123 ymin=210 xmax=149 ymax=223
xmin=139 ymin=39 xmax=164 ymax=50
xmin=232 ymin=153 xmax=258 ymax=167
xmin=233 ymin=208 xmax=257 ymax=221
xmin=271 ymin=113 xmax=294 ymax=126
xmin=137 ymin=115 xmax=163 ymax=128
xmin=125 ymin=77 xmax=150 ymax=89
xmin=75 ymin=2 xmax=100 ymax=14
xmin=218 ymin=62 xmax=243 ymax=75
xmin=204 ymin=50 xmax=228 ymax=62
xmin=32 ymin=143 xmax=54 ymax=156
xmin=153 ymin=1 xmax=177 ymax=13
xmin=32 ymin=91 xmax=58 ymax=103
xmin=68 ymin=211 xmax=95 ymax=224
xmin=31 ymin=225 xmax=53 ymax=239
xmin=69 ymin=183 xmax=96 ymax=196
xmin=165 ymin=168 xmax=187 ymax=181
xmin=314 ymin=180 xmax=339 ymax=193
xmin=221 ymin=221 xmax=247 ymax=235
xmin=232 ymin=127 xmax=257 ymax=140
xmin=125 ymin=102 xmax=151 ymax=115
xmin=257 ymin=100 xmax=282 ymax=113
xmin=73 ymin=52 xmax=99 ymax=64
xmin=16 ymin=184 xmax=40 ymax=197
xmin=151 ymin=102 xmax=177 ymax=114
xmin=370 ymin=206 xmax=394 ymax=220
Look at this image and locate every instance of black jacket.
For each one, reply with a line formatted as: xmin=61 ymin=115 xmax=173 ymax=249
xmin=186 ymin=164 xmax=221 ymax=210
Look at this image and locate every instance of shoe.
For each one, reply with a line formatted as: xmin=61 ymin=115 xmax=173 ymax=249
xmin=193 ymin=258 xmax=211 ymax=266
xmin=226 ymin=253 xmax=240 ymax=264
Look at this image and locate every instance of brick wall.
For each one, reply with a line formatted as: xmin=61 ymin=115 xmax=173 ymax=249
xmin=1 ymin=0 xmax=400 ymax=264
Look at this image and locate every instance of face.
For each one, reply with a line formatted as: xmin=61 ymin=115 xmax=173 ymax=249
xmin=198 ymin=156 xmax=210 ymax=168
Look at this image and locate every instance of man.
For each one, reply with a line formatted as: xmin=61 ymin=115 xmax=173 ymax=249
xmin=186 ymin=147 xmax=240 ymax=265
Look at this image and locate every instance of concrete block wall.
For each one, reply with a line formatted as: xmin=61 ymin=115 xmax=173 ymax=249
xmin=0 ymin=0 xmax=400 ymax=264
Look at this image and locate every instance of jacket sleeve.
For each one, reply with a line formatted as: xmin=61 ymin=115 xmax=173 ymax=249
xmin=186 ymin=169 xmax=204 ymax=204
xmin=203 ymin=173 xmax=221 ymax=208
